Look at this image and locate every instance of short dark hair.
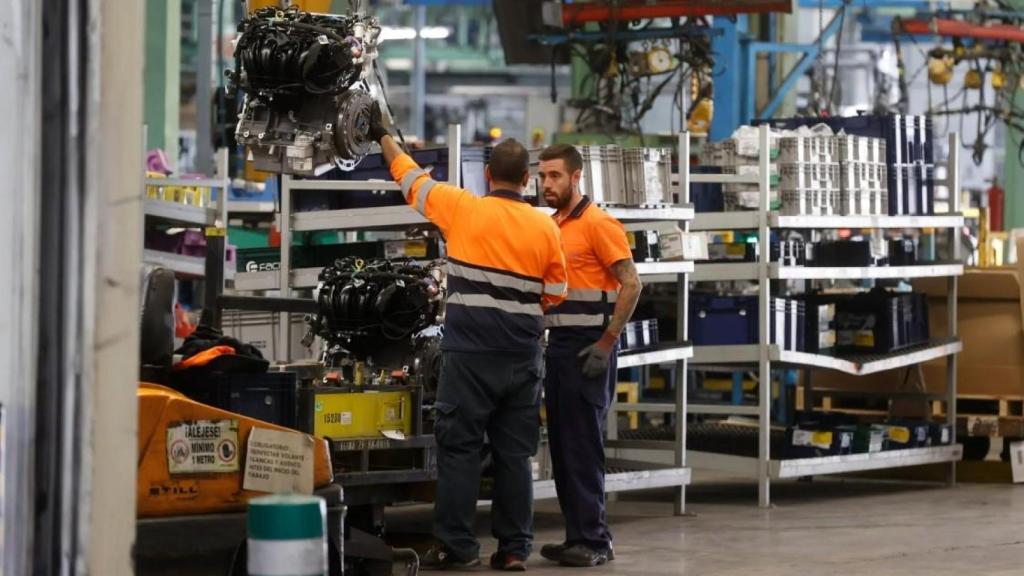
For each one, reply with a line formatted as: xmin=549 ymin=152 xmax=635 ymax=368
xmin=539 ymin=144 xmax=583 ymax=174
xmin=488 ymin=139 xmax=530 ymax=183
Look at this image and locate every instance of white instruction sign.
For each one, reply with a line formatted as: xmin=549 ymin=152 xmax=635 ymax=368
xmin=1011 ymin=441 xmax=1024 ymax=484
xmin=166 ymin=419 xmax=240 ymax=474
xmin=243 ymin=427 xmax=315 ymax=494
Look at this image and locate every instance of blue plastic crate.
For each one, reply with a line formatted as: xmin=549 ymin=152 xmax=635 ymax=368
xmin=690 ymin=293 xmax=758 ymax=346
xmin=691 ymin=166 xmax=724 ymax=213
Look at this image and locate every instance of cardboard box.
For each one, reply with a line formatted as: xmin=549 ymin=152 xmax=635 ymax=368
xmin=916 ymin=266 xmax=1024 ymax=398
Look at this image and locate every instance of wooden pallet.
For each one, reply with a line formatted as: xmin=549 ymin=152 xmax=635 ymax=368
xmin=939 ymin=395 xmax=1024 ymax=418
xmin=800 ymin=389 xmax=1024 ymax=438
xmin=933 ymin=395 xmax=1024 ymax=438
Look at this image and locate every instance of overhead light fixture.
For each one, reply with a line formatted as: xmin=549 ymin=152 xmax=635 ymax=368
xmin=419 ymin=26 xmax=451 ymax=40
xmin=379 ymin=26 xmax=451 ymax=41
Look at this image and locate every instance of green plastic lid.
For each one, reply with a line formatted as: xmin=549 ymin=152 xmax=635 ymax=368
xmin=248 ymin=494 xmax=326 ymax=540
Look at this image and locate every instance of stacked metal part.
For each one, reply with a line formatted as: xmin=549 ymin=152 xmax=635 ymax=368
xmin=622 ymin=147 xmax=673 ymax=206
xmin=778 ymin=134 xmax=889 ymax=217
xmin=886 ymin=116 xmax=934 ymax=215
xmin=578 ymin=145 xmax=673 ymax=205
xmin=836 ymin=135 xmax=888 ymax=216
xmin=778 ymin=136 xmax=841 ymax=216
xmin=702 ymin=131 xmax=779 ymax=210
xmin=579 ymin=145 xmax=625 ymax=204
xmin=762 ymin=115 xmax=934 ymax=215
xmin=770 ymin=297 xmax=836 ymax=353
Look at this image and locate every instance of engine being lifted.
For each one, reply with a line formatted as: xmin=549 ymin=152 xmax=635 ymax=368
xmin=304 ymin=257 xmax=446 ymax=394
xmin=227 ymin=6 xmax=384 ymax=175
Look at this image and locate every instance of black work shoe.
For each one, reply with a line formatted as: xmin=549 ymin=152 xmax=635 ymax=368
xmin=540 ymin=542 xmax=568 ymax=563
xmin=559 ymin=544 xmax=609 ymax=568
xmin=542 ymin=543 xmax=614 ymax=563
xmin=421 ymin=545 xmax=481 ymax=571
xmin=489 ymin=551 xmax=527 ymax=571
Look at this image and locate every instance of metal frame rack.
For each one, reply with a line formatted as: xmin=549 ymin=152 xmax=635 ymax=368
xmin=230 ymin=124 xmax=696 ymax=504
xmin=585 ymin=132 xmax=697 ymax=513
xmin=686 ymin=125 xmax=965 ymax=507
xmin=143 ymin=175 xmax=229 ymax=279
xmin=143 ymin=148 xmax=231 ymax=286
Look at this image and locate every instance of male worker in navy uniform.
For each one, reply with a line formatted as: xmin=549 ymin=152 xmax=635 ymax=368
xmin=537 ymin=144 xmax=643 ymax=567
xmin=369 ymin=106 xmax=568 ymax=571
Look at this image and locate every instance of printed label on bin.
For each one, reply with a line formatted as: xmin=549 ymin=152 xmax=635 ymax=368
xmin=793 ymin=429 xmax=832 ymax=449
xmin=854 ymin=331 xmax=875 ymax=348
xmin=887 ymin=426 xmax=911 ymax=444
xmin=385 ymin=239 xmax=428 ymax=259
xmin=243 ymin=427 xmax=315 ymax=494
xmin=869 ymin=433 xmax=884 ymax=453
xmin=166 ymin=419 xmax=240 ymax=474
xmin=322 ymin=411 xmax=353 ymax=426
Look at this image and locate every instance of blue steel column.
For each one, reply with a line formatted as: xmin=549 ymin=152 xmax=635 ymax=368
xmin=710 ymin=17 xmax=745 ymax=141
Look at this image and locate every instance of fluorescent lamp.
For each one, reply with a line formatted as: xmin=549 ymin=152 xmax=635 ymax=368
xmin=379 ymin=26 xmax=451 ymax=41
xmin=419 ymin=26 xmax=451 ymax=40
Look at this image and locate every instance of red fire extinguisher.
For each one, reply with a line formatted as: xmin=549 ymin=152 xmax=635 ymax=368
xmin=988 ymin=178 xmax=1005 ymax=232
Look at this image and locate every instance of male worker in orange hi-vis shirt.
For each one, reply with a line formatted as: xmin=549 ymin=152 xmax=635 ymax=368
xmin=368 ymin=106 xmax=568 ymax=572
xmin=536 ymin=144 xmax=643 ymax=568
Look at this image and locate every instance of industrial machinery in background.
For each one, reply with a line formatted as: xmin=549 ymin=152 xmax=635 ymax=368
xmin=494 ymin=0 xmax=794 ymax=144
xmin=227 ymin=5 xmax=389 ymax=176
xmin=894 ymin=4 xmax=1024 ymax=165
xmin=550 ymin=16 xmax=717 ymax=138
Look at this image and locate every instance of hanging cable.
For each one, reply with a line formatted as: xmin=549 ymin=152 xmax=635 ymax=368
xmin=828 ymin=2 xmax=847 ymax=115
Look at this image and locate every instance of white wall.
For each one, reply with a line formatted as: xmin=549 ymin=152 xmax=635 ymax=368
xmin=0 ymin=2 xmax=41 ymax=573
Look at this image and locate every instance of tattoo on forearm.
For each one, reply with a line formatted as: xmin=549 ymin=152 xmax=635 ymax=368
xmin=606 ymin=258 xmax=643 ymax=336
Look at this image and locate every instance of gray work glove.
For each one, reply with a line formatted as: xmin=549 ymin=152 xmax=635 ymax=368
xmin=578 ymin=331 xmax=618 ymax=378
xmin=368 ymin=101 xmax=390 ymax=143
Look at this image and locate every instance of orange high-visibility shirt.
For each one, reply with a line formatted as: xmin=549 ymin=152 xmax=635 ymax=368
xmin=390 ymin=153 xmax=567 ymax=353
xmin=545 ymin=196 xmax=632 ymax=350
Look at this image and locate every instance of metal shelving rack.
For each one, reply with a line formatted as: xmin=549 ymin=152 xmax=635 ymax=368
xmin=142 ymin=174 xmax=229 ymax=279
xmin=227 ymin=199 xmax=277 ymax=215
xmin=230 ymin=125 xmax=695 ymax=506
xmin=586 ymin=132 xmax=695 ymax=514
xmin=686 ymin=125 xmax=965 ymax=507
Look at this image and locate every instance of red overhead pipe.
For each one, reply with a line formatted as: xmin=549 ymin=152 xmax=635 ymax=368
xmin=900 ymin=18 xmax=1024 ymax=43
xmin=559 ymin=0 xmax=792 ymax=26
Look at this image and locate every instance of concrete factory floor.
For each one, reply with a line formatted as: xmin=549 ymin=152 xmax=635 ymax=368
xmin=387 ymin=474 xmax=1024 ymax=576
xmin=137 ymin=474 xmax=1024 ymax=575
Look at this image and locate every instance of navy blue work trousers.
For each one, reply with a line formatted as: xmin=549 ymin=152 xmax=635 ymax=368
xmin=543 ymin=341 xmax=617 ymax=551
xmin=432 ymin=350 xmax=543 ymax=561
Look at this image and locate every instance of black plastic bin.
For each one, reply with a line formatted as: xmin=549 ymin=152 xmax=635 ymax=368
xmin=174 ymin=371 xmax=301 ymax=429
